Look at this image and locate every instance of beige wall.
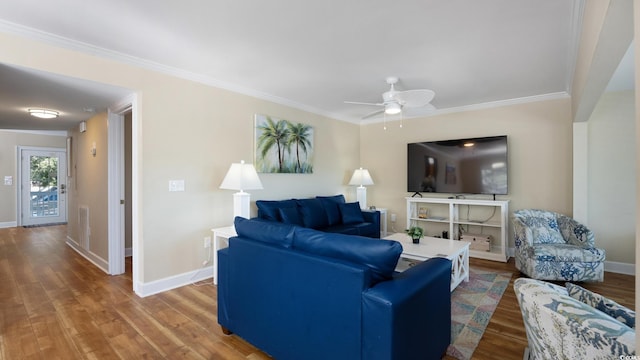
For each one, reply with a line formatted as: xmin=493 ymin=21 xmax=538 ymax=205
xmin=67 ymin=113 xmax=110 ymax=261
xmin=0 ymin=31 xmax=360 ymax=283
xmin=0 ymin=130 xmax=67 ymax=225
xmin=360 ymin=98 xmax=574 ymax=249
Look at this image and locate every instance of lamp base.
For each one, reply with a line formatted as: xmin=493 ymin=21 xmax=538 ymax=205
xmin=233 ymin=191 xmax=251 ymax=220
xmin=356 ymin=186 xmax=367 ymax=210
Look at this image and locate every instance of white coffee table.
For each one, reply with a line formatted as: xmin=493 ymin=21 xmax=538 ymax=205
xmin=383 ymin=233 xmax=470 ymax=291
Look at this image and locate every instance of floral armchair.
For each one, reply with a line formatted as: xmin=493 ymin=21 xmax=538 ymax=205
xmin=512 ymin=209 xmax=605 ymax=282
xmin=514 ymin=278 xmax=635 ymax=359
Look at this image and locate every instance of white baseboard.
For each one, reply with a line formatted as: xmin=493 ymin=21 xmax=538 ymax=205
xmin=604 ymin=260 xmax=635 ymax=276
xmin=0 ymin=221 xmax=17 ymax=228
xmin=137 ymin=266 xmax=213 ymax=298
xmin=66 ymin=236 xmax=109 ymax=274
xmin=125 ymin=247 xmax=132 ymax=257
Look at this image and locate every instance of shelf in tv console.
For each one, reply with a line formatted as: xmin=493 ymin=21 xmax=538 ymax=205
xmin=405 ymin=197 xmax=509 ymax=262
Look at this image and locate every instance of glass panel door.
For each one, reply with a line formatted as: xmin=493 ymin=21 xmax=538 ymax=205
xmin=21 ymin=149 xmax=67 ymax=226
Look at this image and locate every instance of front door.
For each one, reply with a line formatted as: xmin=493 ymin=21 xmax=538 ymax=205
xmin=20 ymin=148 xmax=67 ymax=226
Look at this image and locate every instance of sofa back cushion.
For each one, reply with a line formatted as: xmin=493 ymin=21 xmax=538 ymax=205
xmin=296 ymin=198 xmax=329 ymax=229
xmin=339 ymin=202 xmax=365 ymax=225
xmin=293 ymin=227 xmax=402 ymax=284
xmin=234 ymin=217 xmax=295 ymax=248
xmin=316 ymin=195 xmax=346 ymax=226
xmin=256 ymin=199 xmax=297 ymax=221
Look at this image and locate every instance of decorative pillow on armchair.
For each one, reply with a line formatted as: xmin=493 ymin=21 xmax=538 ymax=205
xmin=566 ymin=283 xmax=635 ymax=328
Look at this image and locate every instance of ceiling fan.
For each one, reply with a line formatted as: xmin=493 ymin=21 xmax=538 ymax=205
xmin=345 ymin=77 xmax=436 ymax=119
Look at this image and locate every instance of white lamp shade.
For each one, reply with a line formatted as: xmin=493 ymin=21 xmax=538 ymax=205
xmin=220 ymin=160 xmax=263 ymax=191
xmin=348 ymin=168 xmax=374 ymax=186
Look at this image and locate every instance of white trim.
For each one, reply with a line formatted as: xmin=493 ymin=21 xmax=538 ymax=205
xmin=137 ymin=266 xmax=213 ymax=298
xmin=0 ymin=19 xmax=353 ymax=124
xmin=107 ymin=93 xmax=142 ymax=296
xmin=0 ymin=129 xmax=68 ymax=137
xmin=365 ymin=92 xmax=571 ymax=125
xmin=604 ymin=261 xmax=635 ymax=276
xmin=125 ymin=247 xmax=132 ymax=257
xmin=0 ymin=19 xmax=573 ymax=126
xmin=565 ymin=0 xmax=585 ymax=95
xmin=66 ymin=236 xmax=109 ymax=274
xmin=107 ymin=109 xmax=125 ymax=275
xmin=0 ymin=221 xmax=17 ymax=228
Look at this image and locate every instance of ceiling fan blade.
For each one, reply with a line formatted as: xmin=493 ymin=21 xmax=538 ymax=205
xmin=344 ymin=101 xmax=384 ymax=106
xmin=362 ymin=109 xmax=385 ymax=119
xmin=395 ymin=89 xmax=435 ymax=107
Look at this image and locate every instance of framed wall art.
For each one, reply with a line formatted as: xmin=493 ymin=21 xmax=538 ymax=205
xmin=254 ymin=114 xmax=314 ymax=173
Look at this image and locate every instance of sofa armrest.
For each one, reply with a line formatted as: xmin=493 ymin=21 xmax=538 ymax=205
xmin=362 ymin=257 xmax=452 ymax=360
xmin=512 ymin=217 xmax=535 ymax=251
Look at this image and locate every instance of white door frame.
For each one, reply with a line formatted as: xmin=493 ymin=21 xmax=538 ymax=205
xmin=17 ymin=146 xmax=67 ymax=226
xmin=107 ymin=93 xmax=142 ymax=296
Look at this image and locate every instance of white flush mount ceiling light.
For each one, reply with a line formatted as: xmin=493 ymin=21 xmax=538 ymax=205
xmin=28 ymin=109 xmax=59 ymax=119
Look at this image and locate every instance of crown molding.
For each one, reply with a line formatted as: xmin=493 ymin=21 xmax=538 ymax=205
xmin=0 ymin=19 xmax=573 ymax=127
xmin=361 ymin=92 xmax=571 ymax=125
xmin=0 ymin=19 xmax=356 ymax=124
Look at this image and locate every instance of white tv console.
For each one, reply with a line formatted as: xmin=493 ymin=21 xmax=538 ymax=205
xmin=406 ymin=197 xmax=509 ymax=262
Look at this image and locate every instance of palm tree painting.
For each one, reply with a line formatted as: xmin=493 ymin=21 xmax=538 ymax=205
xmin=255 ymin=114 xmax=314 ymax=173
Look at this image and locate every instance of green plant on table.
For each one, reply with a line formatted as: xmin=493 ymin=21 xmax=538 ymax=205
xmin=406 ymin=226 xmax=424 ymax=239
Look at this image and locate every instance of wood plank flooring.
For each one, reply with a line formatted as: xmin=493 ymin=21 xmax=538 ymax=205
xmin=0 ymin=225 xmax=634 ymax=359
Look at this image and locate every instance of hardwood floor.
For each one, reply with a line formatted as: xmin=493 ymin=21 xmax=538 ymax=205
xmin=0 ymin=225 xmax=634 ymax=359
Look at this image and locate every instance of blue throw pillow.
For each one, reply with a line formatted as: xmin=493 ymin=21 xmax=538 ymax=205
xmin=279 ymin=207 xmax=303 ymax=226
xmin=317 ymin=195 xmax=345 ymax=226
xmin=339 ymin=202 xmax=365 ymax=225
xmin=234 ymin=217 xmax=295 ymax=248
xmin=256 ymin=199 xmax=297 ymax=221
xmin=297 ymin=198 xmax=329 ymax=229
xmin=293 ymin=227 xmax=402 ymax=284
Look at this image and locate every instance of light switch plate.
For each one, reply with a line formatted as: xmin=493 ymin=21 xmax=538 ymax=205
xmin=169 ymin=180 xmax=185 ymax=192
xmin=4 ymin=176 xmax=12 ymax=185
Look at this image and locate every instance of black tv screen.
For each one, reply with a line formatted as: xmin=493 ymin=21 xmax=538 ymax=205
xmin=407 ymin=135 xmax=508 ymax=195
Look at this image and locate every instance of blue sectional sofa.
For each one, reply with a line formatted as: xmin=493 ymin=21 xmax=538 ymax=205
xmin=255 ymin=194 xmax=381 ymax=238
xmin=218 ymin=217 xmax=452 ymax=360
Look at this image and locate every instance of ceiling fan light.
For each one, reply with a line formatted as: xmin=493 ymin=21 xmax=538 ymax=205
xmin=385 ymin=102 xmax=401 ymax=115
xmin=28 ymin=109 xmax=59 ymax=119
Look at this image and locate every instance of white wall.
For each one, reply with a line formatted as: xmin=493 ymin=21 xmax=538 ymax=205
xmin=588 ymin=90 xmax=636 ymax=265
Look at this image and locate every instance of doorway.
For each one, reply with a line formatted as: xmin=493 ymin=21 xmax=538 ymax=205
xmin=18 ymin=147 xmax=67 ymax=226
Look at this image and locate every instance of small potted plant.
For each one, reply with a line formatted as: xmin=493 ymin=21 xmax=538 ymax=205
xmin=406 ymin=226 xmax=424 ymax=244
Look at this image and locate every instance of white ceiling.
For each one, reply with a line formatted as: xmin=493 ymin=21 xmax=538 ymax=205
xmin=0 ymin=0 xmax=631 ymax=131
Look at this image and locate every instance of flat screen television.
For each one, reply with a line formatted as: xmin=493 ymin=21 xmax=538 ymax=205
xmin=407 ymin=135 xmax=508 ymax=195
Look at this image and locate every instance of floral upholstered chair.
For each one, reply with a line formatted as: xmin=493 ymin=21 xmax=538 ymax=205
xmin=514 ymin=278 xmax=635 ymax=359
xmin=512 ymin=209 xmax=605 ymax=282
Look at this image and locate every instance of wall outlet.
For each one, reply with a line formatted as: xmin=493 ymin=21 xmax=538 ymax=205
xmin=391 ymin=213 xmax=397 ymax=222
xmin=204 ymin=236 xmax=211 ymax=248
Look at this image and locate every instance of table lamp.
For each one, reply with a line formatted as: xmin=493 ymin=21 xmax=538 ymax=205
xmin=348 ymin=167 xmax=374 ymax=209
xmin=220 ymin=160 xmax=263 ymax=220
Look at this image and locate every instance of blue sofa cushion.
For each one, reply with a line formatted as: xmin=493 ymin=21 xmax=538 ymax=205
xmin=316 ymin=195 xmax=346 ymax=226
xmin=256 ymin=199 xmax=297 ymax=221
xmin=293 ymin=227 xmax=402 ymax=284
xmin=339 ymin=202 xmax=365 ymax=225
xmin=297 ymin=198 xmax=329 ymax=229
xmin=278 ymin=207 xmax=303 ymax=226
xmin=234 ymin=217 xmax=295 ymax=248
